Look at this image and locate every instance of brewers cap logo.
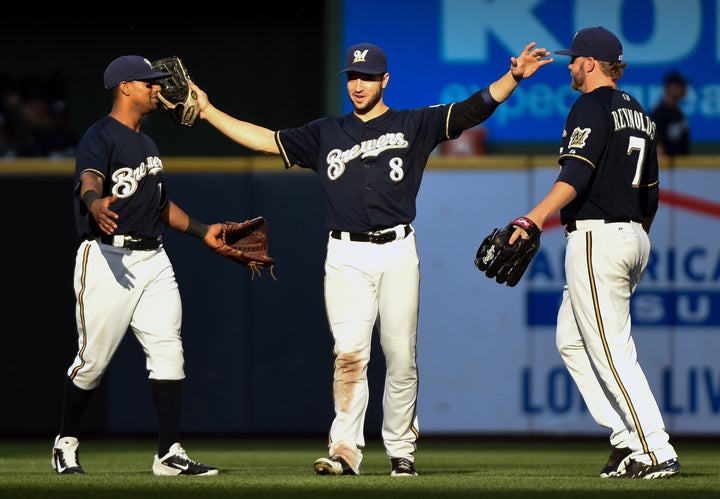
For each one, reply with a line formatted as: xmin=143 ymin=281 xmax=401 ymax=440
xmin=353 ymin=49 xmax=369 ymax=64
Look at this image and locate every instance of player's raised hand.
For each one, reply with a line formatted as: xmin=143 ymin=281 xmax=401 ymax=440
xmin=510 ymin=42 xmax=553 ymax=80
xmin=189 ymin=83 xmax=211 ymax=119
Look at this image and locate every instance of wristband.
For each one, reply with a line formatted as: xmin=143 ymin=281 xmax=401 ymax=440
xmin=185 ymin=218 xmax=209 ymax=239
xmin=81 ymin=190 xmax=101 ymax=210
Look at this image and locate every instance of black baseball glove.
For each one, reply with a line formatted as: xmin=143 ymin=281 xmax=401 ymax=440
xmin=474 ymin=216 xmax=541 ymax=287
xmin=151 ymin=56 xmax=198 ymax=126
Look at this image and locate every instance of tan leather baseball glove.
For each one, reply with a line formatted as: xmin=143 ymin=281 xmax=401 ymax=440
xmin=215 ymin=217 xmax=276 ymax=279
xmin=151 ymin=55 xmax=199 ymax=126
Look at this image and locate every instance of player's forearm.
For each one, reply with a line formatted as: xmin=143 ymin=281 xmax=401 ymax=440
xmin=79 ymin=171 xmax=104 ymax=210
xmin=161 ymin=201 xmax=191 ymax=233
xmin=162 ymin=202 xmax=210 ymax=239
xmin=202 ymin=106 xmax=280 ymax=154
xmin=526 ymin=181 xmax=577 ymax=229
xmin=488 ymin=71 xmax=521 ymax=104
xmin=449 ymin=87 xmax=499 ymax=133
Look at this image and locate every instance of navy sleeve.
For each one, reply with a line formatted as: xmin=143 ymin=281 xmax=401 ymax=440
xmin=556 ymin=157 xmax=593 ymax=194
xmin=558 ymin=94 xmax=609 ymax=167
xmin=276 ymin=118 xmax=325 ymax=171
xmin=447 ymin=87 xmax=500 ymax=136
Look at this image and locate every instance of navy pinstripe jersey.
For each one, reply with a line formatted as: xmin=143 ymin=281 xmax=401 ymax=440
xmin=276 ymin=106 xmax=456 ymax=232
xmin=558 ymin=86 xmax=659 ymax=225
xmin=73 ymin=116 xmax=168 ymax=240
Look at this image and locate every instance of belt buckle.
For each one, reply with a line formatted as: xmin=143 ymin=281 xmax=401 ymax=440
xmin=370 ymin=230 xmax=394 ymax=244
xmin=112 ymin=235 xmax=127 ymax=247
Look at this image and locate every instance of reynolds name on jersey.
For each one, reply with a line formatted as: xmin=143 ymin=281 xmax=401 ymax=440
xmin=611 ymin=94 xmax=656 ymax=141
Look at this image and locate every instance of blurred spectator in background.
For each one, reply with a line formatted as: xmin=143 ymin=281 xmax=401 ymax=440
xmin=0 ymin=69 xmax=77 ymax=158
xmin=1 ymin=72 xmax=22 ymax=157
xmin=651 ymin=70 xmax=690 ymax=158
xmin=0 ymin=112 xmax=14 ymax=157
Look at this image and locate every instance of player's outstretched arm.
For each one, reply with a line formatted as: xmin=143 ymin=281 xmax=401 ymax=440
xmin=489 ymin=42 xmax=553 ymax=103
xmin=511 ymin=181 xmax=576 ymax=243
xmin=161 ymin=200 xmax=225 ymax=248
xmin=190 ymin=82 xmax=280 ymax=155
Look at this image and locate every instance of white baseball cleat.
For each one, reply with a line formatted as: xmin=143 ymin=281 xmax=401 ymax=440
xmin=313 ymin=455 xmax=358 ymax=475
xmin=52 ymin=435 xmax=85 ymax=474
xmin=152 ymin=442 xmax=219 ymax=476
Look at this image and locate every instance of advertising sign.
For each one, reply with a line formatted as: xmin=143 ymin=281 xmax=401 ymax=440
xmin=412 ymin=165 xmax=720 ymax=434
xmin=342 ymin=0 xmax=719 ymax=144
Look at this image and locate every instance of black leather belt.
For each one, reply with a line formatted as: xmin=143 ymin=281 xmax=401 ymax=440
xmin=330 ymin=224 xmax=412 ymax=244
xmin=99 ymin=234 xmax=162 ymax=250
xmin=566 ymin=218 xmax=631 ymax=233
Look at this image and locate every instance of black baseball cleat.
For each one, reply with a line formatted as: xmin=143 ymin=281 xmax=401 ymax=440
xmin=313 ymin=455 xmax=358 ymax=475
xmin=152 ymin=443 xmax=219 ymax=476
xmin=52 ymin=435 xmax=85 ymax=474
xmin=600 ymin=447 xmax=632 ymax=478
xmin=609 ymin=457 xmax=681 ymax=479
xmin=390 ymin=457 xmax=418 ymax=476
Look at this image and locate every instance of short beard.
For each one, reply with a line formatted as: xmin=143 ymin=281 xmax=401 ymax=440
xmin=571 ymin=67 xmax=585 ymax=91
xmin=353 ymin=88 xmax=382 ymax=116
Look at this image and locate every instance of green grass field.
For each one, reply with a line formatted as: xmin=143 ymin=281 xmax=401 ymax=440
xmin=1 ymin=437 xmax=718 ymax=498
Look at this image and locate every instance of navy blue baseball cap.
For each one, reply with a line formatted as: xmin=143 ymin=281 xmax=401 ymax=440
xmin=103 ymin=55 xmax=171 ymax=90
xmin=555 ymin=26 xmax=623 ymax=63
xmin=340 ymin=43 xmax=387 ymax=75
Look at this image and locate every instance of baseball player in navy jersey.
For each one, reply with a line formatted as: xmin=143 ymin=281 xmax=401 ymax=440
xmin=189 ymin=41 xmax=551 ymax=476
xmin=512 ymin=27 xmax=680 ymax=479
xmin=52 ymin=55 xmax=222 ymax=476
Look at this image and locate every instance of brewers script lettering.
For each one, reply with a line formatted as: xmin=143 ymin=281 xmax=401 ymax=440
xmin=326 ymin=133 xmax=410 ymax=180
xmin=111 ymin=156 xmax=164 ymax=198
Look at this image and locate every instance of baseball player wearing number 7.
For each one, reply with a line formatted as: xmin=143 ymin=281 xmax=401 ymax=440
xmin=510 ymin=27 xmax=679 ymax=479
xmin=190 ymin=41 xmax=551 ymax=476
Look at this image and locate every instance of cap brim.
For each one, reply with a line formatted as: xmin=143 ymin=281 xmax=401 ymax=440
xmin=554 ymin=49 xmax=576 ymax=56
xmin=339 ymin=68 xmax=386 ymax=75
xmin=141 ymin=70 xmax=172 ymax=80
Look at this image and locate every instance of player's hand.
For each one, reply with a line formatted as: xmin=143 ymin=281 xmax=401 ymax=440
xmin=510 ymin=42 xmax=553 ymax=81
xmin=189 ymin=83 xmax=211 ymax=119
xmin=90 ymin=194 xmax=119 ymax=234
xmin=203 ymin=223 xmax=224 ymax=249
xmin=509 ymin=216 xmax=541 ymax=245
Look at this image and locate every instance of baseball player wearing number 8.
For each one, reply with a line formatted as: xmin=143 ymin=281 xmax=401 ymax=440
xmin=52 ymin=55 xmax=223 ymax=476
xmin=513 ymin=27 xmax=680 ymax=479
xmin=190 ymin=41 xmax=551 ymax=476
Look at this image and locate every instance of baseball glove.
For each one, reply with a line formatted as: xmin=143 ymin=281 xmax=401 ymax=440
xmin=151 ymin=56 xmax=198 ymax=126
xmin=474 ymin=216 xmax=541 ymax=287
xmin=215 ymin=217 xmax=276 ymax=279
